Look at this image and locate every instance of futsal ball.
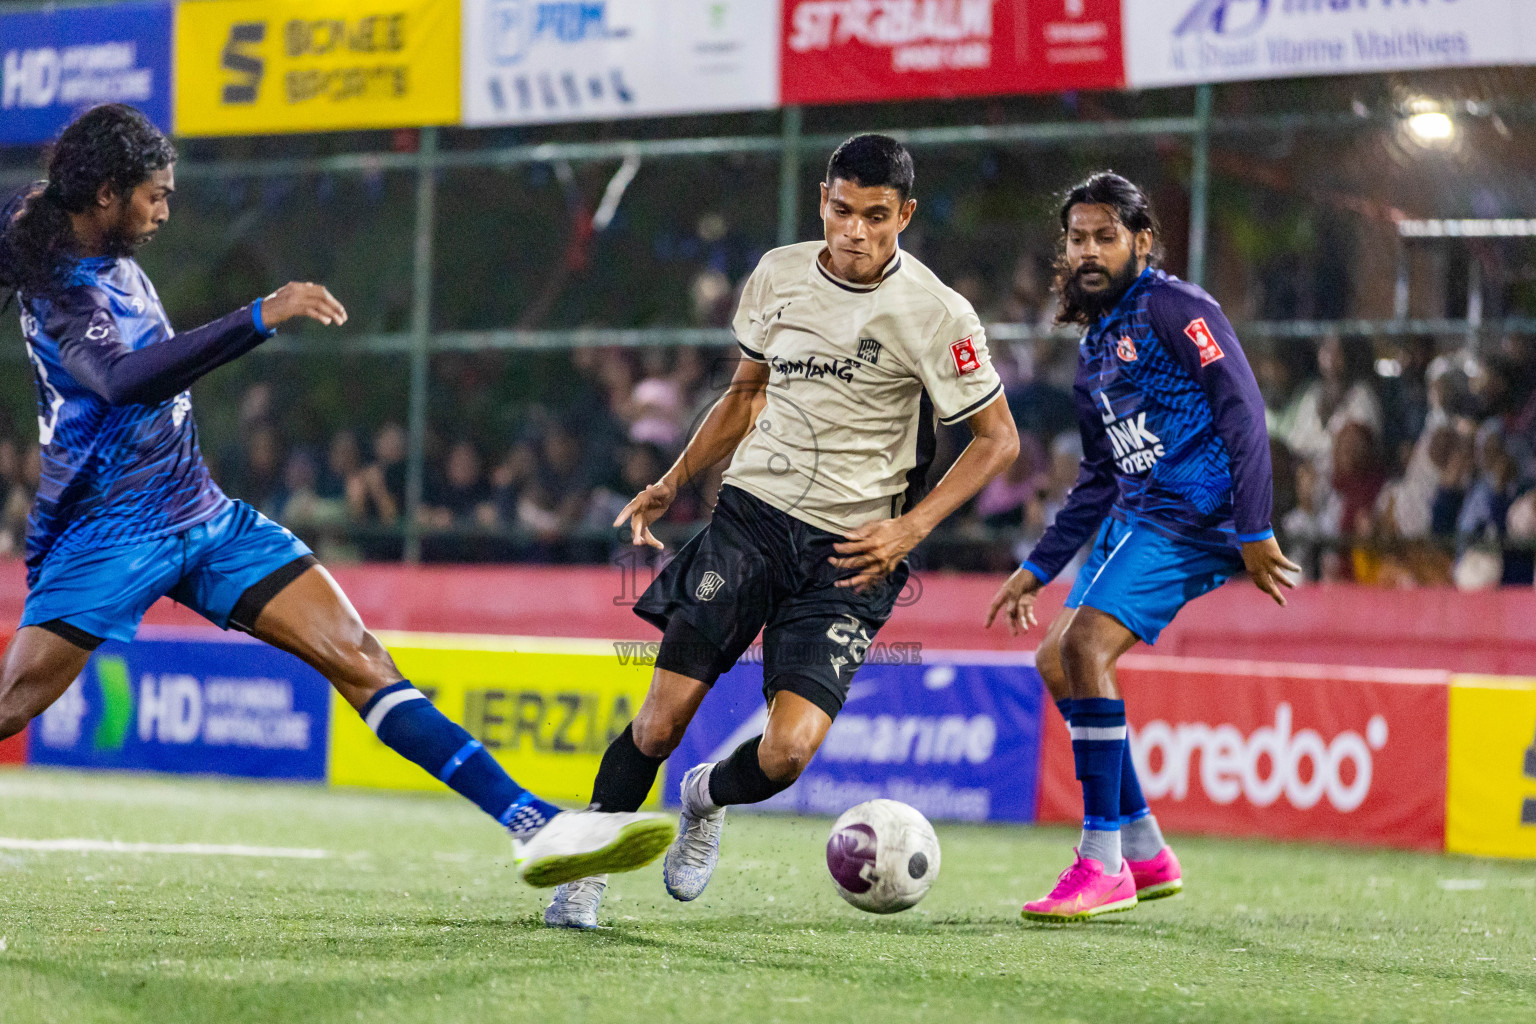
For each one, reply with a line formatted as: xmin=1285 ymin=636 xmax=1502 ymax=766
xmin=825 ymin=799 xmax=941 ymax=914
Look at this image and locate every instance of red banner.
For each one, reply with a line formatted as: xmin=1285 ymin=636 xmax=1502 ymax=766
xmin=781 ymin=0 xmax=1124 ymax=106
xmin=1036 ymin=656 xmax=1451 ymax=850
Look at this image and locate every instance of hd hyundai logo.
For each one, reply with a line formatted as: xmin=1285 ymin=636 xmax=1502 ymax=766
xmin=695 ymin=571 xmax=725 ymax=601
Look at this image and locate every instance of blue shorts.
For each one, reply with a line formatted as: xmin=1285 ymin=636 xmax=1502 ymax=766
xmin=1063 ymin=517 xmax=1244 ymax=645
xmin=21 ymin=501 xmax=315 ymax=646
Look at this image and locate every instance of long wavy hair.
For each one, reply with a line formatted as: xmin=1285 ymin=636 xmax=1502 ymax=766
xmin=1052 ymin=171 xmax=1163 ymax=327
xmin=0 ymin=104 xmax=176 ymax=303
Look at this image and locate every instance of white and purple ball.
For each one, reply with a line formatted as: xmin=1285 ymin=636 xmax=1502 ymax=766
xmin=826 ymin=799 xmax=941 ymax=914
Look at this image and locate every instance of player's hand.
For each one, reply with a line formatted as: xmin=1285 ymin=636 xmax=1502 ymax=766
xmin=1242 ymin=536 xmax=1301 ymax=607
xmin=985 ymin=566 xmax=1044 ymax=637
xmin=613 ymin=479 xmax=676 ymax=549
xmin=830 ymin=516 xmax=926 ymax=590
xmin=261 ymin=282 xmax=348 ymax=327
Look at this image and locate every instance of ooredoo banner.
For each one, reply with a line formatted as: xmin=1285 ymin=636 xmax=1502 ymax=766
xmin=1036 ymin=657 xmax=1451 ymax=850
xmin=664 ymin=654 xmax=1046 ymax=823
xmin=174 ymin=0 xmax=460 ymax=136
xmin=0 ymin=2 xmax=173 ymax=146
xmin=461 ymin=0 xmax=780 ymax=127
xmin=27 ymin=634 xmax=331 ymax=781
xmin=781 ymin=0 xmax=1124 ymax=106
xmin=1124 ymin=0 xmax=1536 ymax=89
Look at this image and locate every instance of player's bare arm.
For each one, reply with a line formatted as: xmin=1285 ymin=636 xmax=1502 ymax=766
xmin=832 ymin=395 xmax=1018 ymax=588
xmin=613 ymin=354 xmax=769 ymax=548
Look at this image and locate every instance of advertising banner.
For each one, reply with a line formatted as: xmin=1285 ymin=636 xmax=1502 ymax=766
xmin=27 ymin=635 xmax=330 ymax=781
xmin=461 ymin=0 xmax=779 ymax=127
xmin=329 ymin=633 xmax=660 ymax=807
xmin=780 ymin=0 xmax=1124 ymax=106
xmin=0 ymin=2 xmax=173 ymax=146
xmin=1036 ymin=657 xmax=1451 ymax=850
xmin=664 ymin=654 xmax=1046 ymax=823
xmin=174 ymin=0 xmax=460 ymax=136
xmin=1446 ymin=676 xmax=1536 ymax=859
xmin=0 ymin=727 xmax=24 ymax=765
xmin=1124 ymin=0 xmax=1536 ymax=90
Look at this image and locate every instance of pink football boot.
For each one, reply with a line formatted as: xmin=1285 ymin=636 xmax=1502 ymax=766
xmin=1126 ymin=846 xmax=1183 ymax=901
xmin=1021 ymin=850 xmax=1138 ymax=922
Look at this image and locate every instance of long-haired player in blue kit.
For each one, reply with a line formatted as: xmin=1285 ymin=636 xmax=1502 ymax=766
xmin=0 ymin=105 xmax=673 ymax=886
xmin=986 ymin=173 xmax=1300 ymax=921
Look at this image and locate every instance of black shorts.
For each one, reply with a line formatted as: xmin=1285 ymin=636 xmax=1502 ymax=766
xmin=633 ymin=485 xmax=909 ymax=719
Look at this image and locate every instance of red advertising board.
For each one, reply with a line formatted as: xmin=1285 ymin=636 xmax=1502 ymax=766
xmin=781 ymin=0 xmax=1124 ymax=106
xmin=1036 ymin=656 xmax=1451 ymax=851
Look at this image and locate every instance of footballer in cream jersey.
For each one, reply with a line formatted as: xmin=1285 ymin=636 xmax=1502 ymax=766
xmin=725 ymin=239 xmax=1005 ymax=534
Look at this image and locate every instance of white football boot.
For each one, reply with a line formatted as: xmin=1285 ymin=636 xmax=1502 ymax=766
xmin=543 ymin=875 xmax=608 ymax=930
xmin=514 ymin=809 xmax=674 ymax=888
xmin=662 ymin=763 xmax=727 ymax=902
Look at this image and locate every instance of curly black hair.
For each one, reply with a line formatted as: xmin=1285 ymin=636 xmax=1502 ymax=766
xmin=0 ymin=104 xmax=176 ymax=301
xmin=1052 ymin=171 xmax=1163 ymax=326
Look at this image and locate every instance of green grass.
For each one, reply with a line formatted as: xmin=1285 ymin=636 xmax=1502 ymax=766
xmin=0 ymin=769 xmax=1533 ymax=1024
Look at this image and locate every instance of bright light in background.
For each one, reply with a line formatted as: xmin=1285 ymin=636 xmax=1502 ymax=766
xmin=1406 ymin=111 xmax=1456 ymax=144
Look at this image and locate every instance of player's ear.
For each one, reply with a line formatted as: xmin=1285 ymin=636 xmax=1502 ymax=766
xmin=897 ymin=197 xmax=917 ymax=232
xmin=819 ymin=181 xmax=830 ymax=220
xmin=94 ymin=181 xmax=118 ymax=210
xmin=1134 ymin=229 xmax=1153 ymax=263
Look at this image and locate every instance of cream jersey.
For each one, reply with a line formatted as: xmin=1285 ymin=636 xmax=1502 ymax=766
xmin=721 ymin=241 xmax=1005 ymax=535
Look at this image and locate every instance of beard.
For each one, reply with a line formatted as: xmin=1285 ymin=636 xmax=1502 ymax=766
xmin=100 ymin=208 xmax=154 ymax=258
xmin=1057 ymin=257 xmax=1142 ymax=325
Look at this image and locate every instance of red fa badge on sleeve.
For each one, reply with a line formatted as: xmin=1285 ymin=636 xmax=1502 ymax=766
xmin=1117 ymin=335 xmax=1138 ymax=362
xmin=1183 ymin=317 xmax=1225 ymax=366
xmin=950 ymin=336 xmax=981 ymax=375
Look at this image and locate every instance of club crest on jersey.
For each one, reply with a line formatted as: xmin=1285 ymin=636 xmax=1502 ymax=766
xmin=950 ymin=336 xmax=980 ymax=376
xmin=857 ymin=338 xmax=882 ymax=365
xmin=695 ymin=571 xmax=726 ymax=602
xmin=1184 ymin=317 xmax=1225 ymax=366
xmin=1117 ymin=335 xmax=1138 ymax=362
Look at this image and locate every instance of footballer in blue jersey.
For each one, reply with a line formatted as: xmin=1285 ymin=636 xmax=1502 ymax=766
xmin=985 ymin=173 xmax=1300 ymax=921
xmin=0 ymin=105 xmax=673 ymax=895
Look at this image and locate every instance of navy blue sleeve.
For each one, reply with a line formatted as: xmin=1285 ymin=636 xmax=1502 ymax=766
xmin=1021 ymin=381 xmax=1118 ymax=584
xmin=1149 ymin=281 xmax=1274 ymax=541
xmin=47 ymin=286 xmax=273 ymax=406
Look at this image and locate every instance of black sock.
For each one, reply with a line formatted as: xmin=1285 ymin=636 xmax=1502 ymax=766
xmin=706 ymin=735 xmax=792 ymax=806
xmin=590 ymin=723 xmax=667 ymax=811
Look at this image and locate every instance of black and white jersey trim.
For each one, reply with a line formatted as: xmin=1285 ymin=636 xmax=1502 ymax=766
xmin=737 ymin=338 xmax=767 ymax=363
xmin=937 ymin=381 xmax=1005 ymax=425
xmin=814 ymin=255 xmax=903 ymax=293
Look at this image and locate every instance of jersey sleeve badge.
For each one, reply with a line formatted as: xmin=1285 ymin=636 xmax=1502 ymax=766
xmin=950 ymin=336 xmax=981 ymax=375
xmin=1183 ymin=317 xmax=1225 ymax=366
xmin=1117 ymin=335 xmax=1138 ymax=362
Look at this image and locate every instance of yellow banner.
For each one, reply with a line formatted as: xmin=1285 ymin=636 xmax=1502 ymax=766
xmin=1446 ymin=675 xmax=1536 ymax=859
xmin=174 ymin=0 xmax=459 ymax=136
xmin=328 ymin=634 xmax=660 ymax=808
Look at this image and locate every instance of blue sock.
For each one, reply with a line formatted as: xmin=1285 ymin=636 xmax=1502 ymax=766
xmin=360 ymin=681 xmax=560 ymax=838
xmin=1055 ymin=698 xmax=1074 ymax=725
xmin=1071 ymin=697 xmax=1125 ymax=872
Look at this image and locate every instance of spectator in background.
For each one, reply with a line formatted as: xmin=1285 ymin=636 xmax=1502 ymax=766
xmin=319 ymin=430 xmax=363 ymax=506
xmin=1456 ymin=426 xmax=1530 ymax=563
xmin=422 ymin=440 xmax=494 ymax=530
xmin=0 ymin=436 xmax=21 ymax=558
xmin=589 ymin=441 xmax=666 ymax=530
xmin=350 ymin=421 xmax=407 ymax=524
xmin=1331 ymin=421 xmax=1387 ymax=581
xmin=976 ymin=432 xmax=1047 ymax=533
xmin=1282 ymin=457 xmax=1343 ymax=583
xmin=224 ymin=424 xmax=284 ymax=517
xmin=2 ymin=444 xmax=39 ymax=558
xmin=627 ymin=349 xmax=687 ymax=450
xmin=1258 ymin=338 xmax=1318 ymax=444
xmin=488 ymin=438 xmax=540 ymax=526
xmin=1283 ymin=334 xmax=1383 ymax=476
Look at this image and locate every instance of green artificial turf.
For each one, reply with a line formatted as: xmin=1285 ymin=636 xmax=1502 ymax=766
xmin=1 ymin=768 xmax=1532 ymax=1024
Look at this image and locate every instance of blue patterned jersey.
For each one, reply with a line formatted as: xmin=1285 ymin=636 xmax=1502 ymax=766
xmin=18 ymin=256 xmax=270 ymax=585
xmin=1023 ymin=268 xmax=1273 ymax=582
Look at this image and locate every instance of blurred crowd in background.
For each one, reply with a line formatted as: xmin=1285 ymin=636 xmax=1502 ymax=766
xmin=3 ymin=252 xmax=1533 ymax=588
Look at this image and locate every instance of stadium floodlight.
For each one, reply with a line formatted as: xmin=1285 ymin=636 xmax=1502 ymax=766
xmin=1403 ymin=98 xmax=1456 ymax=147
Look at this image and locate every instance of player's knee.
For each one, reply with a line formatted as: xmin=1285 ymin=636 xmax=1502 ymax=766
xmin=757 ymin=736 xmax=814 ymax=783
xmin=1059 ymin=622 xmax=1111 ymax=695
xmin=1034 ymin=635 xmax=1067 ymax=693
xmin=631 ymin=709 xmax=687 ymax=759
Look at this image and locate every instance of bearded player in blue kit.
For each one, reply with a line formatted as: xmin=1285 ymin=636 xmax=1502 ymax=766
xmin=986 ymin=173 xmax=1300 ymax=921
xmin=0 ymin=104 xmax=674 ymax=887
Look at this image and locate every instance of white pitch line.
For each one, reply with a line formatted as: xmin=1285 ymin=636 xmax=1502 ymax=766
xmin=0 ymin=837 xmax=329 ymax=859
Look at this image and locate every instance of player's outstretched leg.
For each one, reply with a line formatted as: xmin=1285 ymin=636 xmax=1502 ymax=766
xmin=247 ymin=563 xmax=674 ymax=887
xmin=664 ymin=688 xmax=830 ymax=902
